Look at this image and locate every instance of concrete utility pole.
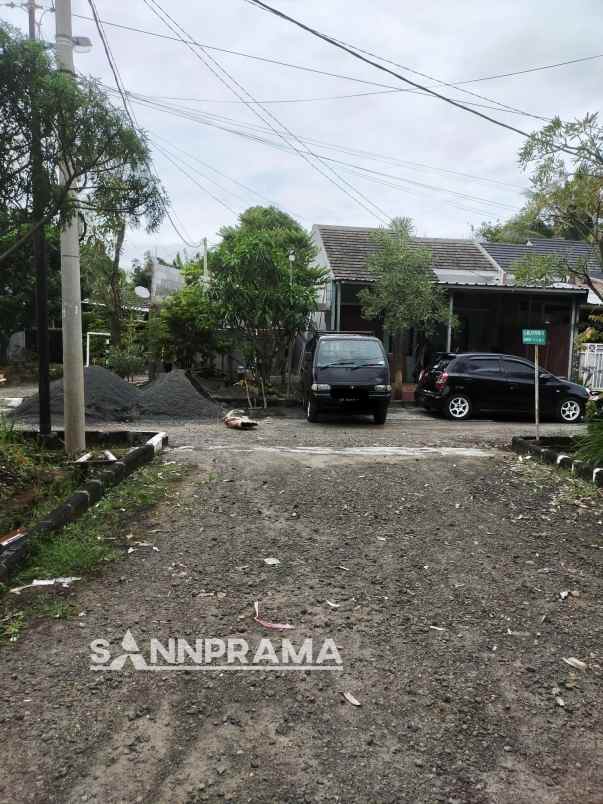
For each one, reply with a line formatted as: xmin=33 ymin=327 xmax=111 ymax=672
xmin=27 ymin=0 xmax=52 ymax=435
xmin=55 ymin=0 xmax=86 ymax=454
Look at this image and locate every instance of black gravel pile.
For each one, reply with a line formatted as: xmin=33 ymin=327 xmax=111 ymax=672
xmin=15 ymin=366 xmax=141 ymax=421
xmin=140 ymin=370 xmax=223 ymax=418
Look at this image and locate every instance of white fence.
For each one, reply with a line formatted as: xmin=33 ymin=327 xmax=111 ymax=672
xmin=579 ymin=343 xmax=603 ymax=389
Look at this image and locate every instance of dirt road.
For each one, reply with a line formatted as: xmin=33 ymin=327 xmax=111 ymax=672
xmin=1 ymin=411 xmax=602 ymax=803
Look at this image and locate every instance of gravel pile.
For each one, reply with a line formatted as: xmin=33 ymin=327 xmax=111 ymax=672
xmin=140 ymin=370 xmax=223 ymax=419
xmin=15 ymin=366 xmax=141 ymax=421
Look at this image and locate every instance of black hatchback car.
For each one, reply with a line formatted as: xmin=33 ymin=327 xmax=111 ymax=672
xmin=415 ymin=352 xmax=590 ymax=422
xmin=299 ymin=333 xmax=391 ymax=424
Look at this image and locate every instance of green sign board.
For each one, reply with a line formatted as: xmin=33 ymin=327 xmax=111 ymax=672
xmin=522 ymin=329 xmax=547 ymax=346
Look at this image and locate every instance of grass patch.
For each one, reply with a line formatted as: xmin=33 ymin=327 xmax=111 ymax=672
xmin=0 ymin=459 xmax=187 ymax=644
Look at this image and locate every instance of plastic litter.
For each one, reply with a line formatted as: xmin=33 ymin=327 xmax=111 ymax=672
xmin=10 ymin=577 xmax=81 ymax=595
xmin=563 ymin=657 xmax=587 ymax=670
xmin=342 ymin=691 xmax=361 ymax=706
xmin=326 ymin=600 xmax=340 ymax=608
xmin=263 ymin=557 xmax=280 ymax=566
xmin=253 ymin=601 xmax=293 ymax=630
xmin=224 ymin=409 xmax=259 ymax=430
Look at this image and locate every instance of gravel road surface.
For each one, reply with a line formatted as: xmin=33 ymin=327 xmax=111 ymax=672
xmin=1 ymin=409 xmax=601 ymax=804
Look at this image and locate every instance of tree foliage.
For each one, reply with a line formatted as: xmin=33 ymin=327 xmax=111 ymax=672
xmin=207 ymin=206 xmax=325 ymax=385
xmin=359 ymin=219 xmax=451 ymax=392
xmin=0 ymin=23 xmax=166 ymax=262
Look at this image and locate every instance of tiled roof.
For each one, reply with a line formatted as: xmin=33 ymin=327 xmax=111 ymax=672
xmin=483 ymin=238 xmax=602 ymax=277
xmin=313 ymin=225 xmax=495 ymax=282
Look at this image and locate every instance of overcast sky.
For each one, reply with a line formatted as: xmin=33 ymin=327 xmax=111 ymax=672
xmin=3 ymin=0 xmax=602 ymax=263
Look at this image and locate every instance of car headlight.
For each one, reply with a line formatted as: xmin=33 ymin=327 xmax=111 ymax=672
xmin=374 ymin=384 xmax=392 ymax=392
xmin=311 ymin=383 xmax=331 ymax=392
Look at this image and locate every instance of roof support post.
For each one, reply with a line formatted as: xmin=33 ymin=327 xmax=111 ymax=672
xmin=446 ymin=291 xmax=454 ymax=351
xmin=336 ymin=281 xmax=341 ymax=332
xmin=568 ymin=297 xmax=577 ymax=379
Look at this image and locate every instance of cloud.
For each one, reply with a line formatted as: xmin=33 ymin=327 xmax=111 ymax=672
xmin=3 ymin=0 xmax=601 ymax=263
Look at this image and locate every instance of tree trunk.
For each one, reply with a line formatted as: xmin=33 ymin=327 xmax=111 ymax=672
xmin=109 ymin=223 xmax=126 ymax=347
xmin=392 ymin=332 xmax=405 ymax=400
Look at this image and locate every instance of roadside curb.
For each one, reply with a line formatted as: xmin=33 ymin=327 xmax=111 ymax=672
xmin=0 ymin=431 xmax=168 ymax=585
xmin=511 ymin=435 xmax=603 ymax=487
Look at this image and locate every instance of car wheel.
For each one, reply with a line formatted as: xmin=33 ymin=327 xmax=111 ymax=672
xmin=307 ymin=398 xmax=320 ymax=423
xmin=373 ymin=404 xmax=388 ymax=425
xmin=446 ymin=394 xmax=472 ymax=421
xmin=557 ymin=397 xmax=583 ymax=423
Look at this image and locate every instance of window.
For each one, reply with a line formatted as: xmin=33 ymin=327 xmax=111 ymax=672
xmin=465 ymin=357 xmax=502 ymax=376
xmin=317 ymin=338 xmax=385 ymax=367
xmin=501 ymin=359 xmax=534 ymax=379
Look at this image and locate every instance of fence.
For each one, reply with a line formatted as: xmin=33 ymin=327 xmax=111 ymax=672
xmin=579 ymin=343 xmax=603 ymax=389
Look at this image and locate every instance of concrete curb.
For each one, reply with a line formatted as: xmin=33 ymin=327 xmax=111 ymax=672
xmin=510 ymin=436 xmax=603 ymax=488
xmin=0 ymin=431 xmax=168 ymax=585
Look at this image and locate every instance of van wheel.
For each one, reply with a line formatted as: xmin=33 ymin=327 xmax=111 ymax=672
xmin=446 ymin=394 xmax=472 ymax=421
xmin=307 ymin=398 xmax=320 ymax=423
xmin=557 ymin=397 xmax=583 ymax=423
xmin=373 ymin=404 xmax=388 ymax=425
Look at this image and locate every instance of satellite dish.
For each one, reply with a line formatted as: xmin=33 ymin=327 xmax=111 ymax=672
xmin=134 ymin=286 xmax=151 ymax=299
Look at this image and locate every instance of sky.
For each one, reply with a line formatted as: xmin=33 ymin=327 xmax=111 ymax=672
xmin=2 ymin=0 xmax=602 ymax=264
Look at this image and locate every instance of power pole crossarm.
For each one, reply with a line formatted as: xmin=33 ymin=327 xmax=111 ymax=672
xmin=55 ymin=0 xmax=86 ymax=454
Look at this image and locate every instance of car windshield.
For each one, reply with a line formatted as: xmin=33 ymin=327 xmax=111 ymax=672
xmin=317 ymin=339 xmax=384 ymax=368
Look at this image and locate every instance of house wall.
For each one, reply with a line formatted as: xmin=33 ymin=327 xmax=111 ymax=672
xmin=450 ymin=291 xmax=574 ymax=377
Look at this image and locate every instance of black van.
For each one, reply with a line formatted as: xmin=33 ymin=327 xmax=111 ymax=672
xmin=299 ymin=333 xmax=392 ymax=424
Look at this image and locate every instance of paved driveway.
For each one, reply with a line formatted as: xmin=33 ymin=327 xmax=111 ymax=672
xmin=1 ymin=412 xmax=601 ymax=804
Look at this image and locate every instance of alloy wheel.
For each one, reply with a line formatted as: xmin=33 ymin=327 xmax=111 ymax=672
xmin=560 ymin=399 xmax=581 ymax=422
xmin=449 ymin=396 xmax=470 ymax=419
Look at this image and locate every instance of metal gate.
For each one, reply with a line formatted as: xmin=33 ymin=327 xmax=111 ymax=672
xmin=579 ymin=343 xmax=603 ymax=389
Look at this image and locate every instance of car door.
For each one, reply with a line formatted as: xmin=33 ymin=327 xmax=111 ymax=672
xmin=500 ymin=358 xmax=535 ymax=414
xmin=456 ymin=356 xmax=507 ymax=411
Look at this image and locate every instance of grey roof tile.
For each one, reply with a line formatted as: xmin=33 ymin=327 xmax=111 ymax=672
xmin=314 ymin=225 xmax=493 ymax=282
xmin=483 ymin=238 xmax=602 ymax=277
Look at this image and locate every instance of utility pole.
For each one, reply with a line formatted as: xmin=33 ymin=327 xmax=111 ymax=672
xmin=55 ymin=0 xmax=86 ymax=454
xmin=27 ymin=0 xmax=51 ymax=435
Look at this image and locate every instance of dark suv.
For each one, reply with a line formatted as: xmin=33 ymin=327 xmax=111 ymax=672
xmin=299 ymin=334 xmax=391 ymax=424
xmin=415 ymin=352 xmax=590 ymax=422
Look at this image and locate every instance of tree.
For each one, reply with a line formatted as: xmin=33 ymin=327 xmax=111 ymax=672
xmin=208 ymin=206 xmax=325 ymax=399
xmin=131 ymin=251 xmax=154 ymax=291
xmin=485 ymin=115 xmax=603 ymax=302
xmin=475 ymin=204 xmax=553 ymax=243
xmin=359 ymin=219 xmax=452 ymax=397
xmin=0 ymin=23 xmax=165 ymax=262
xmin=0 ymin=219 xmax=61 ymax=362
xmin=159 ymin=280 xmax=224 ymax=369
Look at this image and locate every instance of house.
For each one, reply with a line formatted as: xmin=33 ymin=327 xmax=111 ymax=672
xmin=311 ymin=226 xmax=601 ymax=379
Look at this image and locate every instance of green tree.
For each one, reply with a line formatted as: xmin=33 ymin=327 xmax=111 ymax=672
xmin=159 ymin=281 xmax=224 ymax=369
xmin=208 ymin=206 xmax=325 ymax=396
xmin=0 ymin=23 xmax=165 ymax=262
xmin=475 ymin=204 xmax=553 ymax=243
xmin=486 ymin=115 xmax=603 ymax=302
xmin=131 ymin=251 xmax=154 ymax=291
xmin=359 ymin=219 xmax=451 ymax=397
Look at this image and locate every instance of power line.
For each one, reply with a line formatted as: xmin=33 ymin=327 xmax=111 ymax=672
xmin=85 ymin=0 xmax=201 ymax=248
xmin=71 ymin=12 xmax=599 ymax=100
xmin=457 ymin=53 xmax=603 ymax=85
xmin=105 ymin=86 xmax=519 ymax=217
xmin=101 ymin=81 xmax=528 ymax=191
xmin=243 ymin=0 xmax=534 ymax=139
xmin=140 ymin=0 xmax=392 ymax=225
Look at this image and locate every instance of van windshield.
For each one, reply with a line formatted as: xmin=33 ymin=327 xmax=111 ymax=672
xmin=317 ymin=339 xmax=385 ymax=368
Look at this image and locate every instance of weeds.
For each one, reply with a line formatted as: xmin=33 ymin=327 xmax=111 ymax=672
xmin=0 ymin=459 xmax=186 ymax=644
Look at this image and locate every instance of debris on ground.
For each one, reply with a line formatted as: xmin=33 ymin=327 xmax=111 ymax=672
xmin=263 ymin=557 xmax=280 ymax=566
xmin=563 ymin=656 xmax=587 ymax=670
xmin=253 ymin=601 xmax=294 ymax=630
xmin=9 ymin=577 xmax=81 ymax=595
xmin=326 ymin=600 xmax=340 ymax=608
xmin=224 ymin=409 xmax=259 ymax=430
xmin=342 ymin=692 xmax=361 ymax=707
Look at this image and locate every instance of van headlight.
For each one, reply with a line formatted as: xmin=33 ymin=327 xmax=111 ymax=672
xmin=311 ymin=383 xmax=331 ymax=392
xmin=374 ymin=384 xmax=391 ymax=392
